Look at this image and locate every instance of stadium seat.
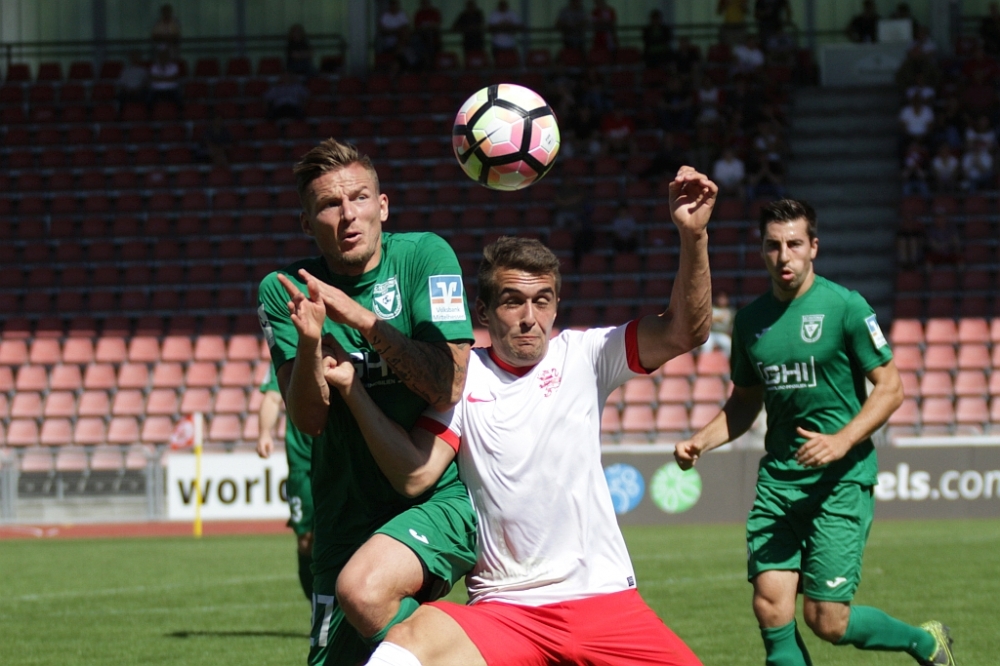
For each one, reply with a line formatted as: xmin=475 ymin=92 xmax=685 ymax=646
xmin=6 ymin=419 xmax=40 ymax=447
xmin=892 ymin=345 xmax=923 ymax=372
xmin=601 ymin=405 xmax=622 ymax=436
xmin=660 ymin=352 xmax=695 ymax=378
xmin=107 ymin=417 xmax=140 ymax=445
xmin=689 ymin=404 xmax=721 ymax=430
xmin=620 ymin=405 xmax=655 ymax=439
xmin=692 ymin=377 xmax=727 ymax=404
xmin=127 ymin=336 xmax=161 ymax=363
xmin=209 ymin=414 xmax=243 ymax=443
xmin=242 ymin=414 xmax=261 ymax=440
xmin=889 ymin=319 xmax=924 ymax=346
xmin=152 ymin=363 xmax=185 ymax=389
xmin=958 ymin=344 xmax=990 ymax=370
xmin=43 ymin=391 xmax=76 ymax=419
xmin=655 ymin=404 xmax=690 ymax=436
xmin=954 ymin=370 xmax=987 ymax=397
xmin=28 ymin=338 xmax=61 ymax=365
xmin=146 ymin=389 xmax=179 ymax=416
xmin=214 ymin=388 xmax=248 ymax=414
xmin=220 ymin=361 xmax=254 ymax=387
xmin=956 ymin=397 xmax=989 ymax=430
xmin=112 ymin=390 xmax=145 ymax=417
xmin=141 ymin=416 xmax=174 ymax=444
xmin=924 ymin=345 xmax=957 ymax=371
xmin=194 ymin=335 xmax=227 ymax=362
xmin=958 ymin=318 xmax=990 ymax=344
xmin=920 ymin=398 xmax=954 ymax=429
xmin=11 ymin=392 xmax=44 ymax=419
xmin=657 ymin=377 xmax=692 ymax=404
xmin=925 ymin=319 xmax=958 ymax=344
xmin=180 ymin=388 xmax=213 ymax=414
xmin=898 ymin=371 xmax=919 ymax=398
xmin=623 ymin=378 xmax=657 ymax=406
xmin=919 ymin=371 xmax=953 ymax=398
xmin=73 ymin=417 xmax=107 ymax=445
xmin=16 ymin=365 xmax=48 ymax=391
xmin=82 ymin=364 xmax=116 ymax=391
xmin=696 ymin=351 xmax=729 ymax=376
xmin=95 ymin=337 xmax=128 ymax=364
xmin=40 ymin=418 xmax=73 ymax=447
xmin=0 ymin=339 xmax=29 ymax=365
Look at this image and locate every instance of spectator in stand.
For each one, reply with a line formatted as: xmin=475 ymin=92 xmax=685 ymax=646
xmin=555 ymin=0 xmax=588 ymax=53
xmin=753 ymin=120 xmax=786 ymax=168
xmin=731 ymin=35 xmax=765 ymax=78
xmin=905 ymin=72 xmax=935 ymax=104
xmin=414 ymin=0 xmax=443 ymax=66
xmin=847 ymin=0 xmax=880 ymax=43
xmin=642 ymin=9 xmax=673 ymax=69
xmin=263 ymin=72 xmax=309 ymax=120
xmin=197 ymin=115 xmax=233 ymax=168
xmin=754 ymin=0 xmax=791 ymax=52
xmin=673 ymin=36 xmax=703 ymax=77
xmin=600 ymin=107 xmax=636 ymax=156
xmin=117 ymin=51 xmax=149 ymax=106
xmin=568 ymin=104 xmax=602 ymax=155
xmin=930 ymin=144 xmax=960 ymax=192
xmin=452 ymin=1 xmax=486 ymax=57
xmin=717 ymin=0 xmax=749 ymax=46
xmin=713 ymin=147 xmax=746 ymax=199
xmin=909 ymin=24 xmax=936 ymax=57
xmin=656 ymin=76 xmax=695 ymax=133
xmin=591 ymin=0 xmax=618 ymax=52
xmin=695 ymin=77 xmax=724 ymax=126
xmin=932 ymin=95 xmax=965 ymax=151
xmin=377 ymin=0 xmax=410 ymax=58
xmin=980 ymin=1 xmax=1000 ymax=55
xmin=700 ymin=291 xmax=735 ymax=356
xmin=487 ymin=0 xmax=523 ymax=61
xmin=557 ymin=182 xmax=596 ymax=269
xmin=641 ymin=132 xmax=690 ymax=180
xmin=147 ymin=46 xmax=181 ymax=108
xmin=610 ymin=205 xmax=639 ymax=253
xmin=151 ymin=3 xmax=181 ymax=58
xmin=961 ymin=139 xmax=994 ymax=191
xmin=965 ymin=114 xmax=997 ymax=153
xmin=746 ymin=151 xmax=786 ymax=200
xmin=286 ymin=24 xmax=315 ymax=76
xmin=900 ymin=141 xmax=930 ymax=196
xmin=960 ymin=69 xmax=996 ymax=121
xmin=894 ymin=40 xmax=941 ymax=88
xmin=923 ymin=213 xmax=962 ymax=267
xmin=898 ymin=96 xmax=934 ymax=144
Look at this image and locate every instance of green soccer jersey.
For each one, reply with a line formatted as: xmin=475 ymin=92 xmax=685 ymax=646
xmin=730 ymin=275 xmax=893 ymax=487
xmin=257 ymin=231 xmax=474 ymax=577
xmin=259 ymin=364 xmax=313 ymax=475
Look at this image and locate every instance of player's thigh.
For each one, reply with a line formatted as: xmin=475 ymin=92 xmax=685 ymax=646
xmin=802 ymin=483 xmax=873 ymax=603
xmin=746 ymin=483 xmax=810 ymax=581
xmin=388 ymin=604 xmax=487 ymax=666
xmin=339 ymin=533 xmax=427 ymax=603
xmin=286 ymin=470 xmax=315 ymax=538
xmin=751 ymin=569 xmax=800 ymax=627
xmin=374 ymin=492 xmax=478 ymax=599
xmin=308 ymin=589 xmax=371 ymax=666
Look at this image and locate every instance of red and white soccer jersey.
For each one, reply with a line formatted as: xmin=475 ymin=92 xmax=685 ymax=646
xmin=418 ymin=321 xmax=648 ymax=606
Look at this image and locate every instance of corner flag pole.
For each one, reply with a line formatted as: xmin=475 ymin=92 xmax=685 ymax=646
xmin=193 ymin=412 xmax=204 ymax=538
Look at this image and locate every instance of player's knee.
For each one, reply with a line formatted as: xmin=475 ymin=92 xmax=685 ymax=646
xmin=803 ymin=601 xmax=848 ymax=643
xmin=752 ymin=594 xmax=794 ymax=627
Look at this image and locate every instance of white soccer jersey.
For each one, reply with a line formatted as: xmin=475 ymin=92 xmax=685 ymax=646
xmin=418 ymin=321 xmax=649 ymax=606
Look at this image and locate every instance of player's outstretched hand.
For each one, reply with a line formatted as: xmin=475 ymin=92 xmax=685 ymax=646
xmin=256 ymin=433 xmax=274 ymax=459
xmin=297 ymin=269 xmax=378 ymax=334
xmin=277 ymin=273 xmax=327 ymax=343
xmin=321 ymin=334 xmax=356 ymax=394
xmin=673 ymin=439 xmax=703 ymax=471
xmin=668 ymin=166 xmax=717 ymax=235
xmin=794 ymin=426 xmax=852 ymax=467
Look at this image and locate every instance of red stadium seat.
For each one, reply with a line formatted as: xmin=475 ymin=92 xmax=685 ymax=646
xmin=43 ymin=391 xmax=77 ymax=419
xmin=692 ymin=377 xmax=727 ymax=404
xmin=214 ymin=388 xmax=248 ymax=414
xmin=620 ymin=405 xmax=655 ymax=439
xmin=11 ymin=392 xmax=43 ymax=419
xmin=920 ymin=398 xmax=954 ymax=429
xmin=49 ymin=365 xmax=83 ymax=392
xmin=6 ymin=419 xmax=40 ymax=447
xmin=152 ymin=363 xmax=185 ymax=389
xmin=107 ymin=417 xmax=140 ymax=444
xmin=185 ymin=362 xmax=218 ymax=388
xmin=180 ymin=388 xmax=213 ymax=414
xmin=889 ymin=319 xmax=924 ymax=345
xmin=919 ymin=371 xmax=953 ymax=398
xmin=892 ymin=345 xmax=923 ymax=372
xmin=689 ymin=403 xmax=721 ymax=430
xmin=601 ymin=404 xmax=621 ymax=436
xmin=657 ymin=377 xmax=692 ymax=404
xmin=73 ymin=417 xmax=107 ymax=445
xmin=0 ymin=340 xmax=29 ymax=365
xmin=16 ymin=365 xmax=48 ymax=392
xmin=655 ymin=404 xmax=690 ymax=436
xmin=660 ymin=352 xmax=695 ymax=378
xmin=924 ymin=345 xmax=957 ymax=371
xmin=622 ymin=377 xmax=657 ymax=406
xmin=954 ymin=370 xmax=987 ymax=397
xmin=925 ymin=319 xmax=958 ymax=344
xmin=141 ymin=416 xmax=174 ymax=444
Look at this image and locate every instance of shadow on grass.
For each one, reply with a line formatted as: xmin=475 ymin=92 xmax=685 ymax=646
xmin=167 ymin=630 xmax=309 ymax=639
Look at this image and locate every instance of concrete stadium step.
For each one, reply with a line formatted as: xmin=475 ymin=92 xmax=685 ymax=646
xmin=787 ymin=180 xmax=898 ymax=205
xmin=791 ymin=113 xmax=898 ymax=135
xmin=789 ymin=135 xmax=897 ymax=158
xmin=793 ymin=86 xmax=898 ymax=114
xmin=789 ymin=158 xmax=897 ymax=181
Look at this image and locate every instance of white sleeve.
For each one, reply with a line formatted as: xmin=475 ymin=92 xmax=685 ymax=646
xmin=577 ymin=320 xmax=651 ymax=396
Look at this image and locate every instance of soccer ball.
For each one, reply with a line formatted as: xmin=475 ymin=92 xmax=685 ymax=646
xmin=452 ymin=83 xmax=560 ymax=191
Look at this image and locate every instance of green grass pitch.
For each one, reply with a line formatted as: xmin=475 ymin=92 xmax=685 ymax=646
xmin=1 ymin=519 xmax=996 ymax=665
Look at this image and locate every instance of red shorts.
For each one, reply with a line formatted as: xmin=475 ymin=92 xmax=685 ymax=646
xmin=428 ymin=589 xmax=702 ymax=666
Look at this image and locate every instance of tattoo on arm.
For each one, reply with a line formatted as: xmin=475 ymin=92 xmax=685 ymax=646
xmin=368 ymin=322 xmax=470 ymax=408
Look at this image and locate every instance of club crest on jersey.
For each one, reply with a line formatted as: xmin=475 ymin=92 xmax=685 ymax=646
xmin=538 ymin=368 xmax=562 ymax=397
xmin=428 ymin=275 xmax=466 ymax=322
xmin=373 ymin=277 xmax=402 ymax=320
xmin=801 ymin=314 xmax=824 ymax=343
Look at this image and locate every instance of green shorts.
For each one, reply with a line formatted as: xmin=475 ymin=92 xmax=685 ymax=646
xmin=307 ymin=490 xmax=477 ymax=666
xmin=285 ymin=470 xmax=314 ymax=537
xmin=746 ymin=481 xmax=874 ymax=603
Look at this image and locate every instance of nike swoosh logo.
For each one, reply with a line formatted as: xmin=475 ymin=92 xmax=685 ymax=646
xmin=467 ymin=395 xmax=495 ymax=403
xmin=826 ymin=577 xmax=848 ymax=588
xmin=456 ymin=133 xmax=491 ymax=164
xmin=408 ymin=529 xmax=429 ymax=544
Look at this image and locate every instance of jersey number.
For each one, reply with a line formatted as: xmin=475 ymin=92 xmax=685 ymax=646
xmin=311 ymin=594 xmax=337 ymax=647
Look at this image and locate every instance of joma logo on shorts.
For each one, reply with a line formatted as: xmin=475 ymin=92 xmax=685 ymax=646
xmin=758 ymin=357 xmax=818 ymax=390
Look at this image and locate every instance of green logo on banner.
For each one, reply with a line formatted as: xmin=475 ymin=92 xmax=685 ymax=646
xmin=650 ymin=463 xmax=702 ymax=514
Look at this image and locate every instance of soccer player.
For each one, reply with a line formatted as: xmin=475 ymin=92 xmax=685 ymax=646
xmin=257 ymin=139 xmax=478 ymax=666
xmin=323 ymin=166 xmax=717 ymax=666
xmin=256 ymin=365 xmax=314 ymax=601
xmin=674 ymin=199 xmax=956 ymax=666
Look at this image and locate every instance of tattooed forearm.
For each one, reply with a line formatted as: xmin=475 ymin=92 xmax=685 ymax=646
xmin=366 ymin=322 xmax=471 ymax=409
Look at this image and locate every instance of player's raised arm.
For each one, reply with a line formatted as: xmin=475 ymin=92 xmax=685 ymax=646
xmin=674 ymin=384 xmax=764 ymax=469
xmin=274 ymin=272 xmax=331 ymax=436
xmin=297 ymin=267 xmax=471 ymax=411
xmin=321 ymin=335 xmax=458 ymax=497
xmin=635 ymin=166 xmax=716 ymax=370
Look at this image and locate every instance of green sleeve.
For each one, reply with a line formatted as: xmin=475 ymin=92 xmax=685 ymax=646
xmin=405 ymin=234 xmax=475 ymax=344
xmin=259 ymin=363 xmax=279 ymax=393
xmin=257 ymin=270 xmax=300 ymax=371
xmin=843 ymin=292 xmax=893 ymax=373
xmin=730 ymin=313 xmax=759 ymax=388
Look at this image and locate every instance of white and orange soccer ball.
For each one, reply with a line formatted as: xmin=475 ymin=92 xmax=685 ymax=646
xmin=452 ymin=83 xmax=560 ymax=191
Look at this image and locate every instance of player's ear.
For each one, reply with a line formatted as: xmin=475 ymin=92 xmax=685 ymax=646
xmin=379 ymin=192 xmax=389 ymax=222
xmin=300 ymin=211 xmax=314 ymax=237
xmin=475 ymin=298 xmax=489 ymax=326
